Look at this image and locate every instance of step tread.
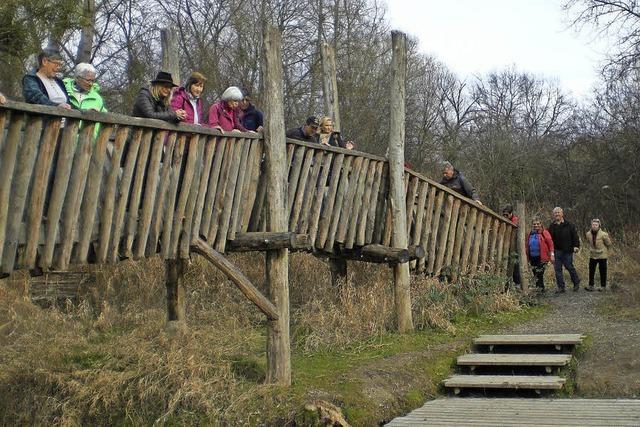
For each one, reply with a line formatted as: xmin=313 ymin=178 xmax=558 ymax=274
xmin=443 ymin=375 xmax=566 ymax=389
xmin=474 ymin=334 xmax=585 ymax=345
xmin=457 ymin=353 xmax=573 ymax=366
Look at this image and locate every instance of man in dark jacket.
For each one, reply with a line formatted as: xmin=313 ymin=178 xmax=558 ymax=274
xmin=548 ymin=206 xmax=581 ymax=293
xmin=440 ymin=162 xmax=482 ymax=205
xmin=22 ymin=48 xmax=71 ymax=109
xmin=286 ymin=116 xmax=319 ymax=142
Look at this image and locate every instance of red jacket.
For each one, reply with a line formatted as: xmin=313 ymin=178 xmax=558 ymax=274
xmin=170 ymin=87 xmax=204 ymax=124
xmin=207 ymin=100 xmax=246 ymax=131
xmin=526 ymin=228 xmax=554 ymax=262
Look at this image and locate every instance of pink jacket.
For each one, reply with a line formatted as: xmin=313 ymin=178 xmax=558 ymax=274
xmin=207 ymin=100 xmax=246 ymax=131
xmin=170 ymin=87 xmax=204 ymax=124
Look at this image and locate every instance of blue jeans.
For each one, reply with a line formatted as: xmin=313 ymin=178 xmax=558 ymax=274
xmin=554 ymin=250 xmax=580 ymax=289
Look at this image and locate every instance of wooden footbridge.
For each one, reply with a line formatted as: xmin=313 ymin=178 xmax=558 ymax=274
xmin=0 ymin=28 xmax=518 ymax=385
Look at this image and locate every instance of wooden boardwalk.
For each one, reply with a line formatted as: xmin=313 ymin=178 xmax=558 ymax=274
xmin=386 ymin=398 xmax=640 ymax=426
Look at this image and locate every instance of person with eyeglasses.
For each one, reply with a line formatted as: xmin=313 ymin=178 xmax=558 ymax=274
xmin=63 ymin=63 xmax=106 ymax=113
xmin=22 ymin=47 xmax=71 ymax=109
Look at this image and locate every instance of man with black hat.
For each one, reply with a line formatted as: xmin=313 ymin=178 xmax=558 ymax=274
xmin=286 ymin=116 xmax=320 ymax=143
xmin=132 ymin=71 xmax=186 ymax=123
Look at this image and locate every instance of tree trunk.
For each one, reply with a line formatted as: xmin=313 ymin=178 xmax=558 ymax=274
xmin=516 ymin=201 xmax=529 ymax=292
xmin=76 ymin=0 xmax=96 ymax=64
xmin=161 ymin=28 xmax=180 ymax=85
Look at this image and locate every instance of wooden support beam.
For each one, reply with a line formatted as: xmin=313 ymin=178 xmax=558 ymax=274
xmin=227 ymin=232 xmax=311 ymax=252
xmin=516 ymin=201 xmax=529 ymax=292
xmin=338 ymin=244 xmax=424 ymax=264
xmin=388 ymin=30 xmax=413 ymax=333
xmin=262 ymin=26 xmax=291 ymax=385
xmin=165 ymin=258 xmax=187 ymax=325
xmin=321 ymin=42 xmax=341 ymax=131
xmin=328 ymin=258 xmax=347 ymax=286
xmin=191 ymin=238 xmax=279 ymax=321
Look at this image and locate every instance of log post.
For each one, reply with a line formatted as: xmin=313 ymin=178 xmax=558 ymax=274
xmin=329 ymin=258 xmax=347 ymax=286
xmin=516 ymin=201 xmax=529 ymax=292
xmin=165 ymin=258 xmax=187 ymax=329
xmin=262 ymin=26 xmax=291 ymax=385
xmin=321 ymin=42 xmax=341 ymax=131
xmin=388 ymin=31 xmax=413 ymax=333
xmin=161 ymin=27 xmax=180 ymax=85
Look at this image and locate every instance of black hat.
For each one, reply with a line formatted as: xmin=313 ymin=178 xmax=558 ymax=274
xmin=305 ymin=116 xmax=320 ymax=127
xmin=151 ymin=71 xmax=178 ymax=87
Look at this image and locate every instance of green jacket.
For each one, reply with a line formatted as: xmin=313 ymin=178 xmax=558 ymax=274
xmin=63 ymin=78 xmax=107 ymax=112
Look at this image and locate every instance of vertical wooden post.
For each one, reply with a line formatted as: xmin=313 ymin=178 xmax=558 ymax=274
xmin=321 ymin=42 xmax=341 ymax=131
xmin=388 ymin=31 xmax=414 ymax=333
xmin=516 ymin=201 xmax=529 ymax=292
xmin=262 ymin=25 xmax=291 ymax=385
xmin=165 ymin=258 xmax=187 ymax=330
xmin=161 ymin=27 xmax=180 ymax=85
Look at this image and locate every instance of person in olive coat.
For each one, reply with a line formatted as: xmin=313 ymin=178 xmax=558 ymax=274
xmin=584 ymin=218 xmax=612 ymax=291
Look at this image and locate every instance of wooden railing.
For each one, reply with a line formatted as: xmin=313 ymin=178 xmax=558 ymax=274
xmin=0 ymin=101 xmax=515 ymax=277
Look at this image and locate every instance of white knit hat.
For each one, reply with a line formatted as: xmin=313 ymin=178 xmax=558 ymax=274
xmin=220 ymin=86 xmax=243 ymax=101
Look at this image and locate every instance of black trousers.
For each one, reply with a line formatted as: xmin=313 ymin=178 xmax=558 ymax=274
xmin=529 ymin=256 xmax=546 ymax=289
xmin=588 ymin=258 xmax=608 ymax=288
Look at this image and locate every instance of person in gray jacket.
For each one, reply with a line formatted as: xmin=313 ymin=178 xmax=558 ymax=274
xmin=439 ymin=161 xmax=482 ymax=205
xmin=132 ymin=71 xmax=186 ymax=123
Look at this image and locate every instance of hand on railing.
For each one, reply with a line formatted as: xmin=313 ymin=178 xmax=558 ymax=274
xmin=175 ymin=109 xmax=187 ymax=121
xmin=59 ymin=102 xmax=72 ymax=110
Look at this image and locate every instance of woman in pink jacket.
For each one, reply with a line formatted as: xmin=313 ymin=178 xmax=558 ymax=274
xmin=207 ymin=86 xmax=247 ymax=132
xmin=170 ymin=72 xmax=206 ymax=125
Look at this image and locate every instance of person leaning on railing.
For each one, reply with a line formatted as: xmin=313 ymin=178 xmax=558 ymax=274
xmin=0 ymin=92 xmax=6 ymax=104
xmin=170 ymin=71 xmax=206 ymax=125
xmin=132 ymin=71 xmax=186 ymax=123
xmin=317 ymin=116 xmax=355 ymax=150
xmin=22 ymin=47 xmax=71 ymax=109
xmin=63 ymin=63 xmax=106 ymax=113
xmin=207 ymin=86 xmax=248 ymax=133
xmin=439 ymin=161 xmax=482 ymax=206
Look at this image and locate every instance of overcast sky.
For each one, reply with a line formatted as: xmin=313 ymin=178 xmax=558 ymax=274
xmin=385 ymin=0 xmax=610 ymax=100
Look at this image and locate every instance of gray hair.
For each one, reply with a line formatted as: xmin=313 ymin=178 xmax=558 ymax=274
xmin=552 ymin=207 xmax=563 ymax=214
xmin=74 ymin=63 xmax=97 ymax=79
xmin=442 ymin=161 xmax=454 ymax=170
xmin=220 ymin=86 xmax=243 ymax=101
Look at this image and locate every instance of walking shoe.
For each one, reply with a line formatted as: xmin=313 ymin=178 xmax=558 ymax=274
xmin=554 ymin=288 xmax=566 ymax=294
xmin=585 ymin=286 xmax=594 ymax=292
xmin=573 ymin=284 xmax=579 ymax=292
xmin=598 ymin=287 xmax=605 ymax=292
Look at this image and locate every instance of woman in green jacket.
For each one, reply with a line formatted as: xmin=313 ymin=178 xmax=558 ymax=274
xmin=585 ymin=218 xmax=612 ymax=291
xmin=63 ymin=63 xmax=106 ymax=112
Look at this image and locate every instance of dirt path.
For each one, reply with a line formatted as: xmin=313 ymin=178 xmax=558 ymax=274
xmin=501 ymin=283 xmax=640 ymax=398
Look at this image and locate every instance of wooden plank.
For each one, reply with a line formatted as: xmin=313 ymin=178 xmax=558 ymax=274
xmin=366 ymin=161 xmax=385 ymax=244
xmin=316 ymin=153 xmax=344 ymax=248
xmin=248 ymin=161 xmax=267 ymax=232
xmin=457 ymin=353 xmax=572 ymax=366
xmin=474 ymin=334 xmax=585 ymax=345
xmin=486 ymin=218 xmax=500 ymax=272
xmin=2 ymin=115 xmax=43 ymax=271
xmin=208 ymin=138 xmax=236 ymax=242
xmin=450 ymin=203 xmax=469 ymax=279
xmin=297 ymin=150 xmax=324 ymax=234
xmin=133 ymin=129 xmax=167 ymax=259
xmin=444 ymin=199 xmax=461 ymax=270
xmin=161 ymin=135 xmax=187 ymax=258
xmin=96 ymin=126 xmax=129 ymax=263
xmin=238 ymin=139 xmax=263 ymax=232
xmin=0 ymin=111 xmax=8 ymax=152
xmin=480 ymin=217 xmax=495 ymax=272
xmin=494 ymin=222 xmax=506 ymax=274
xmin=169 ymin=134 xmax=200 ymax=257
xmin=289 ymin=147 xmax=314 ymax=231
xmin=426 ymin=191 xmax=445 ymax=274
xmin=147 ymin=132 xmax=177 ymax=255
xmin=215 ymin=137 xmax=245 ymax=252
xmin=338 ymin=156 xmax=368 ymax=246
xmin=350 ymin=159 xmax=376 ymax=248
xmin=286 ymin=145 xmax=306 ymax=219
xmin=123 ymin=128 xmax=154 ymax=258
xmin=229 ymin=137 xmax=252 ymax=239
xmin=190 ymin=135 xmax=216 ymax=242
xmin=417 ymin=185 xmax=436 ymax=272
xmin=307 ymin=152 xmax=333 ymax=244
xmin=410 ymin=180 xmax=429 ymax=250
xmin=41 ymin=119 xmax=80 ymax=269
xmin=181 ymin=138 xmax=207 ymax=257
xmin=433 ymin=195 xmax=454 ymax=276
xmin=460 ymin=207 xmax=478 ymax=275
xmin=469 ymin=213 xmax=485 ymax=276
xmin=56 ymin=123 xmax=96 ymax=269
xmin=23 ymin=118 xmax=61 ymax=267
xmin=372 ymin=163 xmax=389 ymax=244
xmin=356 ymin=160 xmax=380 ymax=246
xmin=200 ymin=137 xmax=227 ymax=234
xmin=0 ymin=113 xmax=25 ymax=266
xmin=75 ymin=124 xmax=113 ymax=263
xmin=327 ymin=155 xmax=359 ymax=249
xmin=405 ymin=175 xmax=419 ymax=235
xmin=443 ymin=375 xmax=566 ymax=390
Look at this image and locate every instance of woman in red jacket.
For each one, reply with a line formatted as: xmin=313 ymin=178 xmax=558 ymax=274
xmin=207 ymin=86 xmax=247 ymax=132
xmin=170 ymin=72 xmax=206 ymax=125
xmin=526 ymin=217 xmax=555 ymax=292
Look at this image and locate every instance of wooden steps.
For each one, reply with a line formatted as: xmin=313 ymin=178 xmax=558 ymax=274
xmin=443 ymin=333 xmax=584 ymax=394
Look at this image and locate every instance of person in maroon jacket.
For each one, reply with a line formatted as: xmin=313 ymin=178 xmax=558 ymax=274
xmin=170 ymin=71 xmax=206 ymax=125
xmin=526 ymin=217 xmax=555 ymax=292
xmin=207 ymin=86 xmax=248 ymax=132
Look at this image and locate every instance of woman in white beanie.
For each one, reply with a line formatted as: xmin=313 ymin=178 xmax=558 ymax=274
xmin=207 ymin=85 xmax=247 ymax=132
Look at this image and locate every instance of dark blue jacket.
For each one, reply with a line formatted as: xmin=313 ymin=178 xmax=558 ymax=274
xmin=440 ymin=170 xmax=479 ymax=201
xmin=241 ymin=104 xmax=264 ymax=131
xmin=22 ymin=71 xmax=69 ymax=106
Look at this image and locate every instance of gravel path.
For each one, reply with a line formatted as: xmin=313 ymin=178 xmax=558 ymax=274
xmin=501 ymin=285 xmax=640 ymax=398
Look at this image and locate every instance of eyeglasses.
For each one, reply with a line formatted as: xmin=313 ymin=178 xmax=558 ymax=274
xmin=46 ymin=58 xmax=64 ymax=67
xmin=79 ymin=76 xmax=96 ymax=83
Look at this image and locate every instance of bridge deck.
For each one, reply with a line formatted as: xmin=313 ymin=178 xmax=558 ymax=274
xmin=386 ymin=398 xmax=640 ymax=426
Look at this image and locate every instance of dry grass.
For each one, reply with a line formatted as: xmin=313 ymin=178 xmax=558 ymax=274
xmin=0 ymin=252 xmax=526 ymax=425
